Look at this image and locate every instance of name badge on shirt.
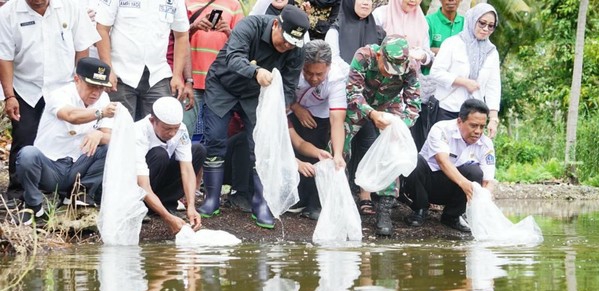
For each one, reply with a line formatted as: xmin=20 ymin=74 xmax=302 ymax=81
xmin=158 ymin=1 xmax=176 ymax=23
xmin=20 ymin=21 xmax=36 ymax=27
xmin=119 ymin=0 xmax=141 ymax=8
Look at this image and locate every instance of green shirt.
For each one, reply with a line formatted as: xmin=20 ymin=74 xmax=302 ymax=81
xmin=423 ymin=8 xmax=464 ymax=75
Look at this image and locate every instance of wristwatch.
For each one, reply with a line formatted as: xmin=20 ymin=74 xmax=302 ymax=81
xmin=95 ymin=109 xmax=103 ymax=121
xmin=185 ymin=78 xmax=194 ymax=85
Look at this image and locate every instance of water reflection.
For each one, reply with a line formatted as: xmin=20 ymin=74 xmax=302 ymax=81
xmin=2 ymin=199 xmax=599 ymax=290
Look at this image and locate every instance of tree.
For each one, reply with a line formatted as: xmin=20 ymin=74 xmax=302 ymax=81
xmin=564 ymin=0 xmax=589 ymax=183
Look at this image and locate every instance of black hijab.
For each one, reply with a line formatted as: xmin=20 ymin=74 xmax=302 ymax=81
xmin=332 ymin=0 xmax=383 ymax=63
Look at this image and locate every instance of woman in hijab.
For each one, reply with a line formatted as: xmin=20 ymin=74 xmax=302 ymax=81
xmin=324 ymin=0 xmax=385 ymax=65
xmin=430 ymin=3 xmax=501 ymax=137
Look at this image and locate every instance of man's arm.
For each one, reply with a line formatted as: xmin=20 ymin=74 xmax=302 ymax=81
xmin=329 ymin=109 xmax=346 ymax=169
xmin=435 ymin=152 xmax=474 ymax=200
xmin=346 ymin=48 xmax=376 ymax=123
xmin=0 ymin=60 xmax=19 ymax=120
xmin=179 ymin=161 xmax=201 ymax=231
xmin=172 ymin=30 xmax=190 ymax=99
xmin=75 ymin=49 xmax=89 ymax=65
xmin=95 ymin=23 xmax=117 ymax=92
xmin=138 ymin=175 xmax=187 ymax=234
xmin=57 ymin=102 xmax=117 ymax=125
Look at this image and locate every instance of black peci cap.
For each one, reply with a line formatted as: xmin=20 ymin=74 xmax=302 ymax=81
xmin=76 ymin=57 xmax=112 ymax=87
xmin=279 ymin=5 xmax=309 ymax=48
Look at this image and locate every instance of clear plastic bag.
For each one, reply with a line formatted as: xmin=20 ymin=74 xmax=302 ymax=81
xmin=466 ymin=182 xmax=544 ymax=246
xmin=175 ymin=225 xmax=241 ymax=246
xmin=313 ymin=160 xmax=362 ymax=243
xmin=98 ymin=104 xmax=148 ymax=245
xmin=253 ymin=69 xmax=300 ymax=218
xmin=355 ymin=113 xmax=418 ymax=192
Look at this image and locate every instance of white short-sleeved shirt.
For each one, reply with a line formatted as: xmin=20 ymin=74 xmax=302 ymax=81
xmin=34 ymin=82 xmax=114 ymax=161
xmin=135 ymin=115 xmax=192 ymax=176
xmin=95 ymin=0 xmax=190 ymax=88
xmin=0 ymin=0 xmax=100 ymax=107
xmin=430 ymin=35 xmax=501 ymax=113
xmin=294 ymin=59 xmax=348 ymax=118
xmin=420 ymin=119 xmax=496 ymax=181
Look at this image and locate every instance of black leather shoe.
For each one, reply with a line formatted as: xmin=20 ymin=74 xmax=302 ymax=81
xmin=300 ymin=207 xmax=321 ymax=220
xmin=1 ymin=198 xmax=22 ymax=211
xmin=441 ymin=215 xmax=471 ymax=232
xmin=405 ymin=209 xmax=427 ymax=227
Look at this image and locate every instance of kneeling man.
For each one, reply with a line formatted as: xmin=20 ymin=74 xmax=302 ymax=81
xmin=403 ymin=99 xmax=496 ymax=232
xmin=135 ymin=97 xmax=206 ymax=233
xmin=15 ymin=57 xmax=117 ymax=225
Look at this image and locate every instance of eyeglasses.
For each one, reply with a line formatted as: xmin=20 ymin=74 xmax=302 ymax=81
xmin=477 ymin=20 xmax=496 ymax=31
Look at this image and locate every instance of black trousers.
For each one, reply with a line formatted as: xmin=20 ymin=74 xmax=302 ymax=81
xmin=289 ymin=113 xmax=330 ymax=208
xmin=146 ymin=144 xmax=206 ymax=210
xmin=347 ymin=121 xmax=378 ymax=193
xmin=8 ymin=93 xmax=45 ymax=191
xmin=223 ymin=131 xmax=253 ymax=195
xmin=404 ymin=154 xmax=483 ymax=218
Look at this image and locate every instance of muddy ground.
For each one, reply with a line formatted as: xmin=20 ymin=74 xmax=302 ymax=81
xmin=1 ymin=164 xmax=598 ymax=244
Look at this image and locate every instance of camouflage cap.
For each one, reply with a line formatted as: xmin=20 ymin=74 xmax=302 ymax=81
xmin=380 ymin=35 xmax=410 ymax=75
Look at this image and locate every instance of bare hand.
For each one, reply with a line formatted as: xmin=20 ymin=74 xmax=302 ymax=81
xmin=107 ymin=71 xmax=118 ymax=93
xmin=462 ymin=79 xmax=480 ymax=94
xmin=301 ymin=2 xmax=312 ymax=14
xmin=166 ymin=214 xmax=187 ymax=234
xmin=293 ymin=105 xmax=317 ymax=129
xmin=171 ymin=76 xmax=185 ymax=99
xmin=459 ymin=180 xmax=474 ymax=201
xmin=297 ymin=160 xmax=316 ymax=177
xmin=102 ymin=102 xmax=118 ymax=118
xmin=80 ymin=130 xmax=103 ymax=157
xmin=487 ymin=119 xmax=499 ymax=138
xmin=370 ymin=110 xmax=391 ymax=130
xmin=408 ymin=47 xmax=426 ymax=61
xmin=317 ymin=149 xmax=333 ymax=160
xmin=187 ymin=208 xmax=202 ymax=231
xmin=333 ymin=155 xmax=346 ymax=171
xmin=4 ymin=97 xmax=20 ymax=121
xmin=214 ymin=19 xmax=231 ymax=36
xmin=255 ymin=68 xmax=273 ymax=87
xmin=181 ymin=82 xmax=194 ymax=110
xmin=193 ymin=16 xmax=213 ymax=32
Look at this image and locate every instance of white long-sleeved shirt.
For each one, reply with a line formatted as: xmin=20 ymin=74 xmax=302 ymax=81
xmin=430 ymin=35 xmax=501 ymax=113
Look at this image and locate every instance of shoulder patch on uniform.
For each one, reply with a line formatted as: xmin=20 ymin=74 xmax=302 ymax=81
xmin=180 ymin=132 xmax=190 ymax=145
xmin=485 ymin=154 xmax=495 ymax=165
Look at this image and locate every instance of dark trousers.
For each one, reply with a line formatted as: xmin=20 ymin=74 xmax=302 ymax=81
xmin=347 ymin=121 xmax=378 ymax=193
xmin=203 ymin=103 xmax=255 ymax=161
xmin=289 ymin=113 xmax=330 ymax=208
xmin=146 ymin=144 xmax=206 ymax=210
xmin=404 ymin=154 xmax=483 ymax=218
xmin=410 ymin=104 xmax=429 ymax=152
xmin=223 ymin=131 xmax=253 ymax=195
xmin=8 ymin=94 xmax=45 ymax=191
xmin=434 ymin=107 xmax=459 ymax=124
xmin=109 ymin=66 xmax=172 ymax=121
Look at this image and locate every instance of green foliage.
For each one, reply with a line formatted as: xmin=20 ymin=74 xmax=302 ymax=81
xmin=238 ymin=0 xmax=257 ymax=16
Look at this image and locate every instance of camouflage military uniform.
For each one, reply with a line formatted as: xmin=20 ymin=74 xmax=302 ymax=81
xmin=344 ymin=41 xmax=421 ymax=197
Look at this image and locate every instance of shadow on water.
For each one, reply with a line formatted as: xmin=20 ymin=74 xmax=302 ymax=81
xmin=2 ymin=199 xmax=599 ymax=290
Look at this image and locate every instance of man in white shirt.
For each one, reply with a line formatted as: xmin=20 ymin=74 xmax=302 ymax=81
xmin=14 ymin=57 xmax=117 ymax=225
xmin=95 ymin=0 xmax=192 ymax=121
xmin=403 ymin=99 xmax=496 ymax=232
xmin=288 ymin=39 xmax=346 ymax=220
xmin=135 ymin=97 xmax=206 ymax=234
xmin=0 ymin=0 xmax=100 ymax=202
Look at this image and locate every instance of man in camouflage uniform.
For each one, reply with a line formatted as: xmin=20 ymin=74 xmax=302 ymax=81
xmin=344 ymin=35 xmax=421 ymax=236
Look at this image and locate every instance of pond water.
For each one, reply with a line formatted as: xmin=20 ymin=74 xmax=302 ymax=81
xmin=1 ymin=199 xmax=599 ymax=291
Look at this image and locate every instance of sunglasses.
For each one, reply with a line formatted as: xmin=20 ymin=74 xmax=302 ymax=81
xmin=477 ymin=20 xmax=496 ymax=31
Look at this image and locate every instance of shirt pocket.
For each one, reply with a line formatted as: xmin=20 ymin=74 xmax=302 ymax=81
xmin=157 ymin=2 xmax=177 ymax=24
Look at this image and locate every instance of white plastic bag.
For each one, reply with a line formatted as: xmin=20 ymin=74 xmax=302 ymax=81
xmin=175 ymin=225 xmax=241 ymax=246
xmin=466 ymin=182 xmax=544 ymax=245
xmin=253 ymin=69 xmax=300 ymax=218
xmin=98 ymin=104 xmax=148 ymax=245
xmin=355 ymin=113 xmax=418 ymax=192
xmin=313 ymin=160 xmax=362 ymax=242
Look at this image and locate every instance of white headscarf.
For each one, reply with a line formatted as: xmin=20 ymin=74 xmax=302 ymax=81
xmin=459 ymin=3 xmax=498 ymax=80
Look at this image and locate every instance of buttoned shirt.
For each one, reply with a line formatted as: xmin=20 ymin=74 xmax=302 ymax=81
xmin=34 ymin=82 xmax=114 ymax=161
xmin=204 ymin=15 xmax=304 ymax=123
xmin=430 ymin=36 xmax=501 ymax=113
xmin=95 ymin=0 xmax=190 ymax=88
xmin=294 ymin=59 xmax=347 ymax=118
xmin=426 ymin=8 xmax=464 ymax=50
xmin=420 ymin=119 xmax=495 ymax=181
xmin=0 ymin=0 xmax=100 ymax=107
xmin=135 ymin=115 xmax=192 ymax=176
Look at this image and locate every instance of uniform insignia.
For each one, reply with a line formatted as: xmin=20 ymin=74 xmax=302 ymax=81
xmin=180 ymin=132 xmax=190 ymax=145
xmin=20 ymin=21 xmax=35 ymax=27
xmin=485 ymin=154 xmax=495 ymax=165
xmin=68 ymin=130 xmax=76 ymax=136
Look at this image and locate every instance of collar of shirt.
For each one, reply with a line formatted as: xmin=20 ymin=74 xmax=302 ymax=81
xmin=435 ymin=8 xmax=463 ymax=26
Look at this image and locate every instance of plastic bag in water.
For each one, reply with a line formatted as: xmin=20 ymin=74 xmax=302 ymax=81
xmin=253 ymin=68 xmax=300 ymax=218
xmin=98 ymin=104 xmax=148 ymax=245
xmin=355 ymin=113 xmax=418 ymax=192
xmin=466 ymin=182 xmax=544 ymax=246
xmin=313 ymin=160 xmax=362 ymax=243
xmin=175 ymin=225 xmax=241 ymax=246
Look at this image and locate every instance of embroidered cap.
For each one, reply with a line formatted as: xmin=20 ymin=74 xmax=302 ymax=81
xmin=380 ymin=35 xmax=410 ymax=75
xmin=152 ymin=97 xmax=183 ymax=125
xmin=279 ymin=5 xmax=309 ymax=48
xmin=76 ymin=57 xmax=112 ymax=87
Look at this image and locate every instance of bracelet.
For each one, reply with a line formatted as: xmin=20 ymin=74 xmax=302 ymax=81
xmin=185 ymin=78 xmax=194 ymax=85
xmin=4 ymin=95 xmax=16 ymax=100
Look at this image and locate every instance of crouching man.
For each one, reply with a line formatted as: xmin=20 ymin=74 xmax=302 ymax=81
xmin=403 ymin=99 xmax=496 ymax=232
xmin=15 ymin=58 xmax=117 ymax=225
xmin=135 ymin=97 xmax=206 ymax=234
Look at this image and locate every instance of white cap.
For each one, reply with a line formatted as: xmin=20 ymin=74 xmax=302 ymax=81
xmin=152 ymin=97 xmax=183 ymax=125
